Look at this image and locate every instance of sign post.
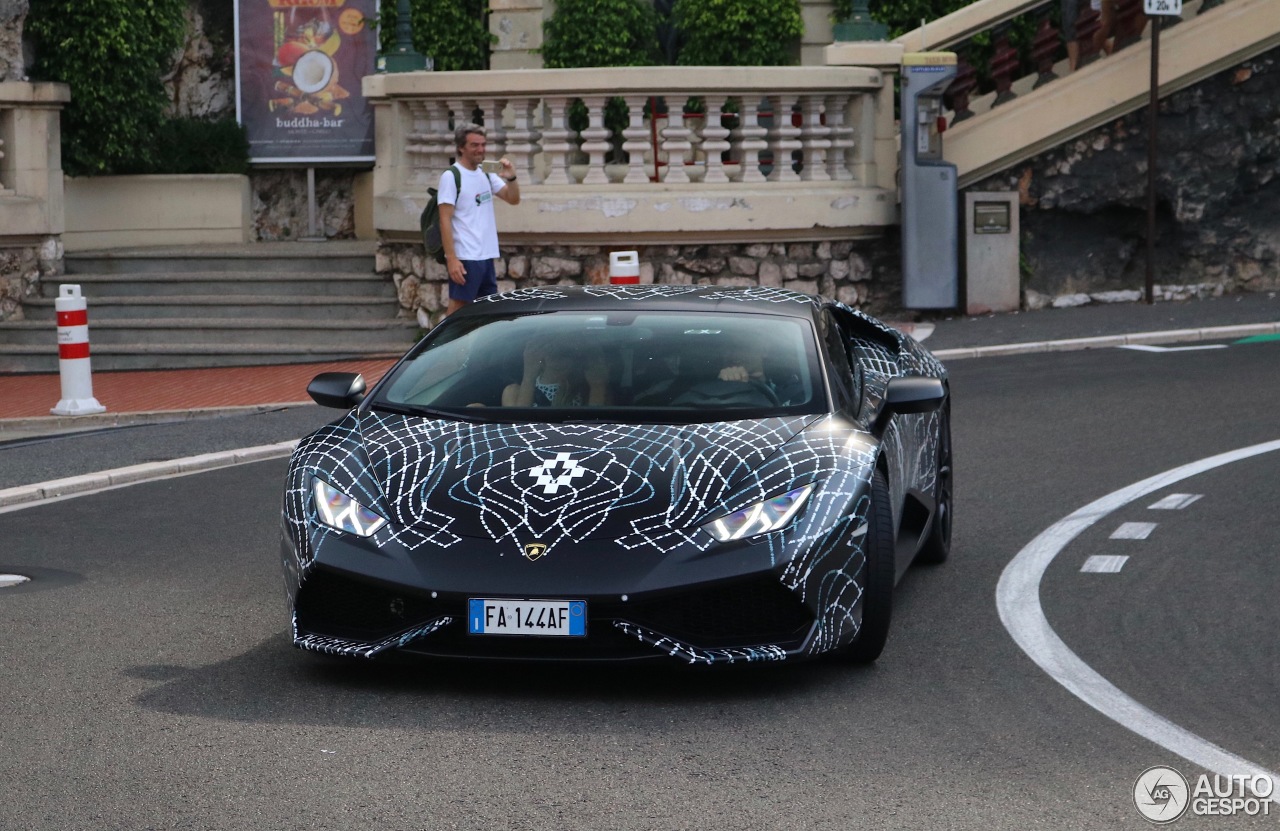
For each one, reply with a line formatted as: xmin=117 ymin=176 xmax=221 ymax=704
xmin=1143 ymin=0 xmax=1182 ymax=304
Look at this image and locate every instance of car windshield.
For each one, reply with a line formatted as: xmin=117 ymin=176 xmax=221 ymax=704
xmin=372 ymin=310 xmax=826 ymax=422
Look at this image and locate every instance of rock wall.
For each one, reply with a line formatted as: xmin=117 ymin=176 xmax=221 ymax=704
xmin=0 ymin=237 xmax=61 ymax=323
xmin=252 ymin=169 xmax=357 ymax=240
xmin=0 ymin=0 xmax=25 ymax=81
xmin=163 ymin=1 xmax=234 ymax=119
xmin=969 ymin=49 xmax=1280 ymax=306
xmin=377 ymin=239 xmax=898 ymax=328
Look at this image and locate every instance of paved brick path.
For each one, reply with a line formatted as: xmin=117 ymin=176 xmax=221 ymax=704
xmin=0 ymin=359 xmax=395 ymax=419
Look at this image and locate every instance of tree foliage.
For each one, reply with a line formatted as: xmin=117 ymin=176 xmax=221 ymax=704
xmin=379 ymin=0 xmax=491 ymax=72
xmin=541 ymin=0 xmax=661 ymax=69
xmin=673 ymin=0 xmax=804 ymax=66
xmin=27 ymin=0 xmax=188 ymax=176
xmin=833 ymin=0 xmax=972 ymax=38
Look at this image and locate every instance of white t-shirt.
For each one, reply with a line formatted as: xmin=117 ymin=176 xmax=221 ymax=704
xmin=438 ymin=165 xmax=507 ymax=261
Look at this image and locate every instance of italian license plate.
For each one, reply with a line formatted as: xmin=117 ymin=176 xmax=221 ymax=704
xmin=468 ymin=598 xmax=586 ymax=637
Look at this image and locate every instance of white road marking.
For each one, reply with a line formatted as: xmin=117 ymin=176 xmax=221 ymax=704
xmin=1117 ymin=344 xmax=1230 ymax=352
xmin=1149 ymin=493 xmax=1202 ymax=510
xmin=997 ymin=439 xmax=1280 ymax=800
xmin=1110 ymin=522 xmax=1158 ymax=540
xmin=1081 ymin=555 xmax=1129 ymax=573
xmin=0 ymin=441 xmax=298 ymax=512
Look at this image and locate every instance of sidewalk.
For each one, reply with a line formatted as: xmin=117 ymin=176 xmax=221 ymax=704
xmin=1 ymin=290 xmax=1277 ymax=439
xmin=0 ymin=357 xmax=397 ymax=439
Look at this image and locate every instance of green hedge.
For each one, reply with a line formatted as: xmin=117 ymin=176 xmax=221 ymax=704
xmin=541 ymin=0 xmax=661 ymax=69
xmin=27 ymin=0 xmax=189 ymax=176
xmin=135 ymin=118 xmax=251 ymax=176
xmin=833 ymin=0 xmax=973 ymax=37
xmin=379 ymin=0 xmax=492 ymax=72
xmin=673 ymin=0 xmax=804 ymax=66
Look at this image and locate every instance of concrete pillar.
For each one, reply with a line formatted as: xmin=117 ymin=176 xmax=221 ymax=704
xmin=800 ymin=0 xmax=836 ymax=66
xmin=490 ymin=0 xmax=552 ymax=70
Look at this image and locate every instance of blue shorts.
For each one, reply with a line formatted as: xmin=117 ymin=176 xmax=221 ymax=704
xmin=449 ymin=259 xmax=498 ymax=302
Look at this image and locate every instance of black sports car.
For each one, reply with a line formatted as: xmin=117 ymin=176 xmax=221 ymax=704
xmin=281 ymin=285 xmax=951 ymax=665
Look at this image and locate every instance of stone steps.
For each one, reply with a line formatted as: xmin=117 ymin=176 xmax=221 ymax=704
xmin=0 ymin=242 xmax=417 ymax=373
xmin=20 ymin=294 xmax=400 ymax=321
xmin=1 ymin=317 xmax=418 ymax=346
xmin=49 ymin=271 xmax=394 ymax=297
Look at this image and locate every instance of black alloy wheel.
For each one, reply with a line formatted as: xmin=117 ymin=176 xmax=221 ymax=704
xmin=843 ymin=468 xmax=895 ymax=663
xmin=918 ymin=402 xmax=952 ymax=565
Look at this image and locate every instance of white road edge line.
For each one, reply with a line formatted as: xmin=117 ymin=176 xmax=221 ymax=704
xmin=932 ymin=321 xmax=1280 ymax=361
xmin=997 ymin=439 xmax=1280 ymax=800
xmin=0 ymin=441 xmax=299 ymax=512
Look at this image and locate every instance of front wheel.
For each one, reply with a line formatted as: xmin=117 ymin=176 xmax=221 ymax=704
xmin=843 ymin=468 xmax=895 ymax=663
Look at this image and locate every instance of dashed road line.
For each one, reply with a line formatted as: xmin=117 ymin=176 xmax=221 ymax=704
xmin=1149 ymin=493 xmax=1203 ymax=510
xmin=1081 ymin=555 xmax=1129 ymax=573
xmin=1110 ymin=522 xmax=1158 ymax=540
xmin=997 ymin=438 xmax=1280 ymax=799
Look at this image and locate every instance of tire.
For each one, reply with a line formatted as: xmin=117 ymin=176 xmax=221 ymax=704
xmin=844 ymin=468 xmax=895 ymax=663
xmin=917 ymin=402 xmax=952 ymax=565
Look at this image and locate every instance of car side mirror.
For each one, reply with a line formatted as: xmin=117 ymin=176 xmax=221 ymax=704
xmin=885 ymin=376 xmax=946 ymax=415
xmin=307 ymin=372 xmax=367 ymax=409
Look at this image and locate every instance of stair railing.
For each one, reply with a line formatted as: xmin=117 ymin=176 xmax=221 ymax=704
xmin=893 ymin=0 xmax=1234 ymax=127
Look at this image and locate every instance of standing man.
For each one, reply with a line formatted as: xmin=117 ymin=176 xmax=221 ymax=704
xmin=439 ymin=123 xmax=521 ymax=316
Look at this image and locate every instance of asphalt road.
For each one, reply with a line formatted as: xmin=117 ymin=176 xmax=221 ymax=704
xmin=1 ymin=340 xmax=1276 ymax=830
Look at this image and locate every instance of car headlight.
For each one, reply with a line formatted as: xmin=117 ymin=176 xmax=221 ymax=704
xmin=703 ymin=484 xmax=813 ymax=542
xmin=312 ymin=478 xmax=388 ymax=537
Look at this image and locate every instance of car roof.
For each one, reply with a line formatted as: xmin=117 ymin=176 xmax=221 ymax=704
xmin=466 ymin=284 xmax=825 ymax=319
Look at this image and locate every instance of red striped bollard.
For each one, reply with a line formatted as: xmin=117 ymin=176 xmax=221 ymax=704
xmin=51 ymin=284 xmax=106 ymax=416
xmin=609 ymin=251 xmax=640 ymax=285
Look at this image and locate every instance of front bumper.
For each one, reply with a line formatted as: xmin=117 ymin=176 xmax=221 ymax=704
xmin=291 ymin=564 xmax=818 ymax=665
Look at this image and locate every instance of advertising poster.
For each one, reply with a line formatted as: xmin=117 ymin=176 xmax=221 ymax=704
xmin=234 ymin=0 xmax=378 ymax=163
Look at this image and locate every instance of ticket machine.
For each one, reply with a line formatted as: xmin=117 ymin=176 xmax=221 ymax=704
xmin=900 ymin=52 xmax=959 ymax=309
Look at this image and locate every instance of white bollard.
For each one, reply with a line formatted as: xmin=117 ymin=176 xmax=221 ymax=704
xmin=609 ymin=250 xmax=640 ymax=285
xmin=51 ymin=284 xmax=106 ymax=416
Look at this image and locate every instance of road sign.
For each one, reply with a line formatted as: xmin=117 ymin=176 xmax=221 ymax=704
xmin=1145 ymin=0 xmax=1182 ymax=15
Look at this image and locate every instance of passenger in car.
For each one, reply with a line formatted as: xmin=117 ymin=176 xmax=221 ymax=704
xmin=502 ymin=337 xmax=612 ymax=407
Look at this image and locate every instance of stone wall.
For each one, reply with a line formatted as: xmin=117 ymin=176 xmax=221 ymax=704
xmin=968 ymin=49 xmax=1280 ymax=307
xmin=0 ymin=0 xmax=25 ymax=82
xmin=0 ymin=237 xmax=61 ymax=323
xmin=251 ymin=169 xmax=357 ymax=240
xmin=377 ymin=239 xmax=898 ymax=328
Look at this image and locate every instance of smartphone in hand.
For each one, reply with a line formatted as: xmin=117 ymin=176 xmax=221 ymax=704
xmin=481 ymin=160 xmax=502 ymax=175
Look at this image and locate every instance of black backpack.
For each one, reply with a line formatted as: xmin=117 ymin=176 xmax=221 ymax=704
xmin=421 ymin=165 xmax=461 ymax=265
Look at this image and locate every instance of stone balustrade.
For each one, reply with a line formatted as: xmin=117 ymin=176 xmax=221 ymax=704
xmin=363 ymin=66 xmax=898 ymax=247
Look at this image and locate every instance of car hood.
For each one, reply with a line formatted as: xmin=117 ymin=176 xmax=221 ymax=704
xmin=353 ymin=410 xmax=823 ymax=557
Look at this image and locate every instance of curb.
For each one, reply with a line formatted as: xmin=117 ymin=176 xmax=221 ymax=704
xmin=930 ymin=322 xmax=1280 ymax=360
xmin=0 ymin=440 xmax=298 ymax=510
xmin=0 ymin=401 xmax=312 ymax=437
